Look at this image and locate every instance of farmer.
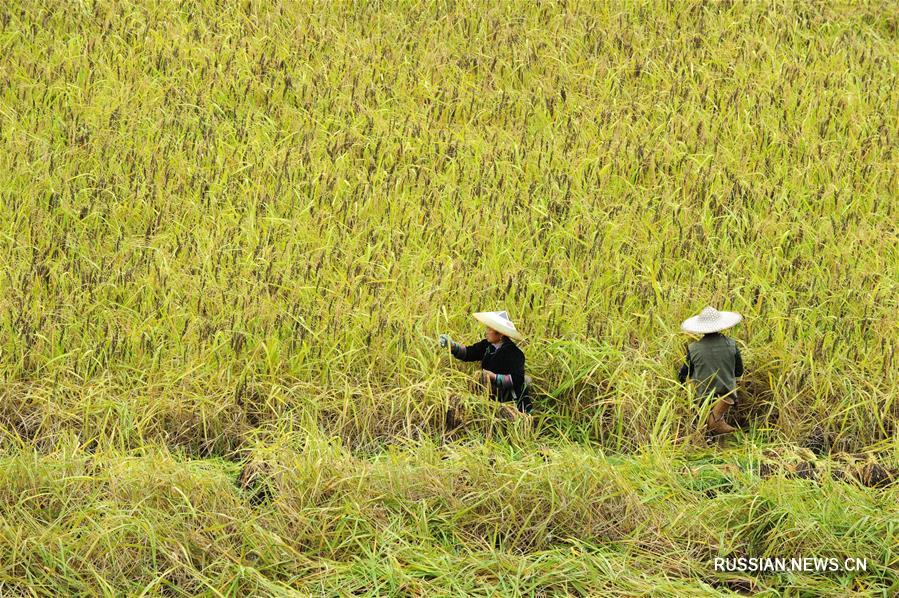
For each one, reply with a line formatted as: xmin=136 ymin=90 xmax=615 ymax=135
xmin=677 ymin=306 xmax=744 ymax=435
xmin=439 ymin=311 xmax=531 ymax=413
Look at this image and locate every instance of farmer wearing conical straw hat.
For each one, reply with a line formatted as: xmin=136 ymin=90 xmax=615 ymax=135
xmin=677 ymin=306 xmax=745 ymax=435
xmin=439 ymin=311 xmax=531 ymax=413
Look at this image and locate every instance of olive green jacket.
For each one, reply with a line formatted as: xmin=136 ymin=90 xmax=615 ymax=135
xmin=677 ymin=333 xmax=743 ymax=398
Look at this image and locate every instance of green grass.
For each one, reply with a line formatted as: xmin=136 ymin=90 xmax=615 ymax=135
xmin=0 ymin=0 xmax=897 ymax=595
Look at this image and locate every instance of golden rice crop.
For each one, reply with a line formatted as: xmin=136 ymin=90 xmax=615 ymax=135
xmin=0 ymin=0 xmax=896 ymax=594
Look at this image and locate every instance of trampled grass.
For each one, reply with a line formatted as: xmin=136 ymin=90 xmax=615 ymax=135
xmin=0 ymin=0 xmax=897 ymax=595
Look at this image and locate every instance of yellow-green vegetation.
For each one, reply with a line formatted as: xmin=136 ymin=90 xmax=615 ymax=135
xmin=1 ymin=0 xmax=896 ymax=595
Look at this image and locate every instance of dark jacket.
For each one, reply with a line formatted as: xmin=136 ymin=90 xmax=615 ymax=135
xmin=677 ymin=333 xmax=743 ymax=399
xmin=451 ymin=339 xmax=528 ymax=409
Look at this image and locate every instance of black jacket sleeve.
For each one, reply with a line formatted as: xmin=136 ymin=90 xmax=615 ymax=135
xmin=451 ymin=339 xmax=489 ymax=363
xmin=507 ymin=348 xmax=526 ymax=395
xmin=677 ymin=349 xmax=692 ymax=383
xmin=734 ymin=346 xmax=744 ymax=378
xmin=487 ymin=344 xmax=526 ymax=397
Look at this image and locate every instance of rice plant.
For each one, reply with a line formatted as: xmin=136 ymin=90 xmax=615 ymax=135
xmin=0 ymin=0 xmax=896 ymax=594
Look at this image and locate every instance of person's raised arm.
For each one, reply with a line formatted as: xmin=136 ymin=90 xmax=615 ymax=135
xmin=446 ymin=338 xmax=489 ymax=362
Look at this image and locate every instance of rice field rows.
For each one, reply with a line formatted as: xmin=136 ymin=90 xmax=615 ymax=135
xmin=0 ymin=1 xmax=896 ymax=595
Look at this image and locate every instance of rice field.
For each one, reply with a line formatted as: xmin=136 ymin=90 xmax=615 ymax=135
xmin=0 ymin=0 xmax=897 ymax=595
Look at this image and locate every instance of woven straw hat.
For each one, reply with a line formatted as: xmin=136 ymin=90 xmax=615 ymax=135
xmin=473 ymin=310 xmax=524 ymax=341
xmin=681 ymin=306 xmax=742 ymax=334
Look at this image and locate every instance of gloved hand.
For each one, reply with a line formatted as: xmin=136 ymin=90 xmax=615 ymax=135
xmin=438 ymin=334 xmax=453 ymax=349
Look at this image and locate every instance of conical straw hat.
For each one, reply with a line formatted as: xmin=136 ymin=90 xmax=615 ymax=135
xmin=681 ymin=306 xmax=742 ymax=334
xmin=473 ymin=310 xmax=524 ymax=341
